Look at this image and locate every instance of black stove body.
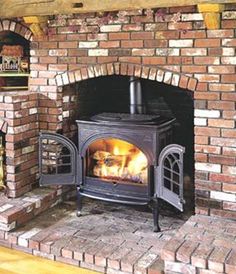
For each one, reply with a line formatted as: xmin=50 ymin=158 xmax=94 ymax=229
xmin=39 ymin=78 xmax=185 ymax=232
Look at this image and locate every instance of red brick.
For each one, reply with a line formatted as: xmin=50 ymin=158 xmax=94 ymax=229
xmin=195 ymin=136 xmax=208 ymax=145
xmin=207 ymin=29 xmax=234 ymax=38
xmin=144 ymin=40 xmax=167 ymax=48
xmin=131 ymin=31 xmax=154 ymax=40
xmin=191 ymin=244 xmax=214 ymax=268
xmin=208 ymin=101 xmax=235 ymax=110
xmin=68 ymin=49 xmax=87 ymax=56
xmin=109 ymin=32 xmax=130 ymax=40
xmin=195 ymin=153 xmax=207 ymax=162
xmin=67 ymin=33 xmax=87 ymax=40
xmin=195 ymin=127 xmax=220 ymax=137
xmin=223 ymin=184 xmax=236 ymax=194
xmin=121 ymin=40 xmax=143 ymax=48
xmin=208 ymin=119 xmax=235 ymax=128
xmin=208 ymin=247 xmax=231 ymax=273
xmin=209 ymin=83 xmax=235 ymax=92
xmin=48 ymin=64 xmax=68 ymax=71
xmin=123 ymin=24 xmax=143 ymax=31
xmin=223 ymin=111 xmax=236 ymax=119
xmin=222 ymin=129 xmax=236 ymax=138
xmin=99 ymin=41 xmax=120 ymax=48
xmin=222 ymin=74 xmax=236 ymax=83
xmin=156 ymin=31 xmax=179 ymax=39
xmin=209 ymin=155 xmax=235 ymax=166
xmin=208 ymin=66 xmax=235 ymax=74
xmin=29 ymin=78 xmax=47 ymax=86
xmin=59 ymin=41 xmax=77 ymax=48
xmin=223 ymin=147 xmax=236 ymax=157
xmin=143 ymin=57 xmax=166 ymax=65
xmin=194 ymin=73 xmax=220 ymax=83
xmin=195 ymin=145 xmax=221 ymax=154
xmin=77 ymin=57 xmax=96 ymax=64
xmin=119 ymin=56 xmax=141 ymax=64
xmin=98 ymin=58 xmax=117 ymax=67
xmin=195 ymin=39 xmax=220 ymax=47
xmin=39 ymin=42 xmax=57 ymax=49
xmin=182 ymin=66 xmax=207 ymax=73
xmin=176 ymin=240 xmax=199 ymax=263
xmin=181 ymin=30 xmax=206 ymax=38
xmin=39 ymin=57 xmax=57 ymax=64
xmin=194 ymin=92 xmax=220 ymax=100
xmin=208 ymin=48 xmax=222 ymax=56
xmin=225 ymin=250 xmax=236 ymax=273
xmin=179 ymin=75 xmax=189 ymax=89
xmin=210 ymin=173 xmax=236 ymax=184
xmin=222 ymin=20 xmax=236 ymax=29
xmin=49 ymin=34 xmax=67 ymax=41
xmin=58 ymin=57 xmax=76 ymax=64
xmin=196 ymin=82 xmax=208 ymax=91
xmin=194 ymin=56 xmax=219 ymax=65
xmin=221 ymin=92 xmax=236 ymax=101
xmin=161 ymin=238 xmax=185 ymax=261
xmin=131 ymin=15 xmax=153 ymax=24
xmin=188 ymin=78 xmax=198 ymax=91
xmin=168 ymin=22 xmax=193 ymax=30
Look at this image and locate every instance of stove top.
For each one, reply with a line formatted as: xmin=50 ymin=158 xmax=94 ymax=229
xmin=90 ymin=112 xmax=168 ymax=125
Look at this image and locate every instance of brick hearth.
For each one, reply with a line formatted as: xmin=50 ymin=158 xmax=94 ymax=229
xmin=0 ymin=198 xmax=186 ymax=274
xmin=161 ymin=215 xmax=236 ymax=273
xmin=0 ymin=187 xmax=61 ymax=231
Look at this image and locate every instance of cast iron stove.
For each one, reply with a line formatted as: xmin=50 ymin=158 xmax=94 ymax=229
xmin=39 ymin=77 xmax=185 ymax=231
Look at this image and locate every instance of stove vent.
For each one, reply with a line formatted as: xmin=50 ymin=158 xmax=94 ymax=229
xmin=129 ymin=76 xmax=145 ymax=115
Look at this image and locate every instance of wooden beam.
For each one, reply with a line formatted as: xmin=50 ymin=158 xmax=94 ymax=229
xmin=0 ymin=0 xmax=235 ymax=18
xmin=23 ymin=16 xmax=48 ymax=38
xmin=198 ymin=4 xmax=225 ymax=29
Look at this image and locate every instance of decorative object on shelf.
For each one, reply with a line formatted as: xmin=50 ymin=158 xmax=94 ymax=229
xmin=20 ymin=58 xmax=29 ymax=73
xmin=0 ymin=45 xmax=23 ymax=72
xmin=0 ymin=137 xmax=5 ymax=191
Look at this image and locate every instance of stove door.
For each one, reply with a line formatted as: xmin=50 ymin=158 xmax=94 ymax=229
xmin=155 ymin=144 xmax=185 ymax=211
xmin=39 ymin=132 xmax=78 ymax=186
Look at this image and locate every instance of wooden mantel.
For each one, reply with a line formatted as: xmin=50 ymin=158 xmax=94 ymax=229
xmin=0 ymin=0 xmax=235 ymax=18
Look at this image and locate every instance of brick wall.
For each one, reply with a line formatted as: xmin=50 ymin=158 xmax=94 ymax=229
xmin=0 ymin=92 xmax=38 ymax=197
xmin=1 ymin=5 xmax=236 ymax=217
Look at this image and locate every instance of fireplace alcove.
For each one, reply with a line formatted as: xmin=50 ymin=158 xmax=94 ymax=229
xmin=39 ymin=75 xmax=194 ymax=230
xmin=61 ymin=75 xmax=194 ymax=192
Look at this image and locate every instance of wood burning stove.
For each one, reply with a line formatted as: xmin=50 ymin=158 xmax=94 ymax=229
xmin=39 ymin=77 xmax=185 ymax=231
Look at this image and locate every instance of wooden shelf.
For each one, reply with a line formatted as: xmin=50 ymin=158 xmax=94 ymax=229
xmin=0 ymin=72 xmax=30 ymax=77
xmin=0 ymin=86 xmax=28 ymax=91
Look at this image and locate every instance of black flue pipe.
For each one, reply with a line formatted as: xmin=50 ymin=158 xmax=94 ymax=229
xmin=129 ymin=76 xmax=145 ymax=114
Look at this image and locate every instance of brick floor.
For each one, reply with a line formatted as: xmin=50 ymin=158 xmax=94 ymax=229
xmin=0 ymin=198 xmax=185 ymax=273
xmin=161 ymin=215 xmax=236 ymax=274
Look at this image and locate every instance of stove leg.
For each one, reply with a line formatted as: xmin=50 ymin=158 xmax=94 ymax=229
xmin=77 ymin=187 xmax=82 ymax=217
xmin=152 ymin=197 xmax=161 ymax=233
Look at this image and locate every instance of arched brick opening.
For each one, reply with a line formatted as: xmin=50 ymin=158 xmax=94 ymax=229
xmin=0 ymin=19 xmax=33 ymax=41
xmin=55 ymin=62 xmax=198 ymax=92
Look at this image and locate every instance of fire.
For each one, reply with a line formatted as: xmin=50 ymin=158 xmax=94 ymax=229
xmin=88 ymin=138 xmax=148 ymax=184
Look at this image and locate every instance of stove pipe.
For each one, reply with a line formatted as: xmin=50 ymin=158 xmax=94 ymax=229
xmin=129 ymin=76 xmax=145 ymax=114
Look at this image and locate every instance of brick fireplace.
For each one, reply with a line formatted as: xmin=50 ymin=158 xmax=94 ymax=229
xmin=0 ymin=4 xmax=236 ymax=223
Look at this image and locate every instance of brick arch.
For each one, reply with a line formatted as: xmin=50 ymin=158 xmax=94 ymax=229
xmin=55 ymin=62 xmax=198 ymax=92
xmin=0 ymin=19 xmax=33 ymax=41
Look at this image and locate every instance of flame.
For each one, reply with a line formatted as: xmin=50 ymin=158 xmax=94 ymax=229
xmin=89 ymin=138 xmax=148 ymax=184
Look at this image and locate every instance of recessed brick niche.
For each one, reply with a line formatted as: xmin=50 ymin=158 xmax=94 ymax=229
xmin=0 ymin=4 xmax=235 ymax=222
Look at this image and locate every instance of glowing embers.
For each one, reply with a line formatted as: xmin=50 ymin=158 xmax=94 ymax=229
xmin=86 ymin=138 xmax=148 ymax=184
